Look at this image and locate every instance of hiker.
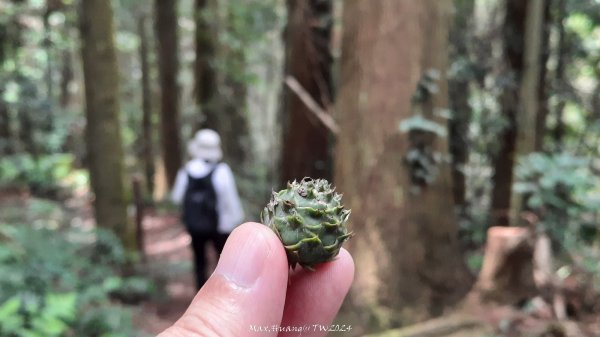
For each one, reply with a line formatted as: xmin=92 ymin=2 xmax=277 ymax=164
xmin=171 ymin=129 xmax=244 ymax=289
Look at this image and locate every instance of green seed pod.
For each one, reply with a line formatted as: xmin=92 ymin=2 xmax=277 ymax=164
xmin=261 ymin=178 xmax=353 ymax=270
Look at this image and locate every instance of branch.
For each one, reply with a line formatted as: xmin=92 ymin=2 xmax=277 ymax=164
xmin=285 ymin=76 xmax=339 ymax=135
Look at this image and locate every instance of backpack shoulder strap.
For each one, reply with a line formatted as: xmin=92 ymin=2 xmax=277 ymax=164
xmin=207 ymin=162 xmax=220 ymax=178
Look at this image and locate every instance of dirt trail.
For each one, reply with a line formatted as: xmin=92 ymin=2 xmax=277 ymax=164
xmin=133 ymin=211 xmax=212 ymax=335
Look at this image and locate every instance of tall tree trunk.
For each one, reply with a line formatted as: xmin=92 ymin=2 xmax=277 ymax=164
xmin=335 ymin=0 xmax=470 ymax=326
xmin=515 ymin=0 xmax=545 ymax=158
xmin=79 ymin=0 xmax=133 ymax=249
xmin=552 ymin=0 xmax=567 ymax=149
xmin=220 ymin=50 xmax=250 ymax=169
xmin=43 ymin=9 xmax=54 ymax=102
xmin=534 ymin=0 xmax=551 ymax=152
xmin=280 ymin=0 xmax=333 ymax=184
xmin=448 ymin=0 xmax=475 ymax=211
xmin=195 ymin=0 xmax=218 ymax=129
xmin=490 ymin=0 xmax=527 ymax=227
xmin=510 ymin=0 xmax=546 ymax=226
xmin=18 ymin=83 xmax=39 ymax=157
xmin=155 ymin=0 xmax=182 ymax=188
xmin=139 ymin=15 xmax=155 ymax=196
xmin=216 ymin=2 xmax=251 ymax=170
xmin=59 ymin=48 xmax=73 ymax=107
xmin=0 ymin=99 xmax=12 ymax=155
xmin=194 ymin=0 xmax=250 ymax=170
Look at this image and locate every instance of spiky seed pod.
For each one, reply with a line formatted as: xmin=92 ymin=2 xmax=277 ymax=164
xmin=261 ymin=177 xmax=353 ymax=270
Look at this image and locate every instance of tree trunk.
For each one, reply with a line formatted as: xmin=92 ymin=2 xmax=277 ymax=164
xmin=215 ymin=2 xmax=251 ymax=170
xmin=220 ymin=54 xmax=250 ymax=169
xmin=552 ymin=0 xmax=567 ymax=149
xmin=194 ymin=0 xmax=250 ymax=171
xmin=43 ymin=8 xmax=54 ymax=102
xmin=59 ymin=48 xmax=73 ymax=108
xmin=155 ymin=0 xmax=182 ymax=188
xmin=0 ymin=99 xmax=12 ymax=155
xmin=194 ymin=0 xmax=218 ymax=130
xmin=335 ymin=0 xmax=470 ymax=326
xmin=534 ymin=0 xmax=551 ymax=152
xmin=448 ymin=0 xmax=475 ymax=211
xmin=515 ymin=0 xmax=545 ymax=159
xmin=490 ymin=0 xmax=527 ymax=227
xmin=138 ymin=15 xmax=155 ymax=197
xmin=79 ymin=0 xmax=133 ymax=249
xmin=510 ymin=0 xmax=546 ymax=226
xmin=17 ymin=84 xmax=39 ymax=157
xmin=280 ymin=0 xmax=333 ymax=184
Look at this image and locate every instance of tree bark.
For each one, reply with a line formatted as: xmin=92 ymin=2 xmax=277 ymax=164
xmin=42 ymin=5 xmax=54 ymax=103
xmin=194 ymin=0 xmax=218 ymax=130
xmin=490 ymin=0 xmax=527 ymax=227
xmin=155 ymin=0 xmax=182 ymax=188
xmin=0 ymin=99 xmax=12 ymax=155
xmin=59 ymin=48 xmax=73 ymax=108
xmin=280 ymin=0 xmax=333 ymax=184
xmin=534 ymin=0 xmax=551 ymax=152
xmin=192 ymin=0 xmax=252 ymax=171
xmin=220 ymin=56 xmax=250 ymax=169
xmin=79 ymin=0 xmax=133 ymax=249
xmin=515 ymin=0 xmax=545 ymax=159
xmin=17 ymin=83 xmax=39 ymax=157
xmin=215 ymin=2 xmax=251 ymax=170
xmin=138 ymin=15 xmax=155 ymax=197
xmin=448 ymin=0 xmax=475 ymax=210
xmin=510 ymin=0 xmax=546 ymax=226
xmin=335 ymin=0 xmax=470 ymax=326
xmin=552 ymin=0 xmax=567 ymax=149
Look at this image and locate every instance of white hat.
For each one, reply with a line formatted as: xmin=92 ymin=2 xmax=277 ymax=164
xmin=187 ymin=129 xmax=223 ymax=161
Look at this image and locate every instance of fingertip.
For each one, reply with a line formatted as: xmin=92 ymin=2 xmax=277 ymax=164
xmin=337 ymin=248 xmax=355 ymax=272
xmin=214 ymin=222 xmax=288 ymax=288
xmin=280 ymin=248 xmax=355 ymax=336
xmin=233 ymin=222 xmax=289 ymax=268
xmin=168 ymin=222 xmax=290 ymax=336
xmin=333 ymin=248 xmax=355 ymax=285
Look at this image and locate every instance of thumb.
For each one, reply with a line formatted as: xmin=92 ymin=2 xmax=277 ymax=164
xmin=158 ymin=223 xmax=289 ymax=337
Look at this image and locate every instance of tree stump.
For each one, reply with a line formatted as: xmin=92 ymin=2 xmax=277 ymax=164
xmin=475 ymin=226 xmax=537 ymax=304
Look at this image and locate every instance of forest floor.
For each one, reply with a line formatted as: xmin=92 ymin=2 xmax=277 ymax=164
xmin=3 ymin=190 xmax=600 ymax=337
xmin=0 ymin=189 xmax=200 ymax=336
xmin=131 ymin=209 xmax=213 ymax=336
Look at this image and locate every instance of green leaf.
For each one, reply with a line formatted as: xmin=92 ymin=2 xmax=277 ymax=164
xmin=45 ymin=292 xmax=77 ymax=320
xmin=398 ymin=115 xmax=447 ymax=136
xmin=0 ymin=297 xmax=19 ymax=316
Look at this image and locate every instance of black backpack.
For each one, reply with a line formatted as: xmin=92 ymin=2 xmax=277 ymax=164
xmin=182 ymin=165 xmax=218 ymax=234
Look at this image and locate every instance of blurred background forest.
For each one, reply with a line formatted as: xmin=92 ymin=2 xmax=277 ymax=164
xmin=0 ymin=0 xmax=599 ymax=336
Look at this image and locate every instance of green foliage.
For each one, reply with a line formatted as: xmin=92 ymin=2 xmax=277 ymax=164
xmin=0 ymin=222 xmax=152 ymax=337
xmin=0 ymin=153 xmax=86 ymax=196
xmin=466 ymin=252 xmax=484 ymax=273
xmin=0 ymin=292 xmax=76 ymax=337
xmin=514 ymin=152 xmax=600 ymax=242
xmin=411 ymin=69 xmax=441 ymax=104
xmin=399 ymin=115 xmax=447 ymax=137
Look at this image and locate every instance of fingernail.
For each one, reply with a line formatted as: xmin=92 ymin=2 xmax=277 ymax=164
xmin=214 ymin=228 xmax=271 ymax=288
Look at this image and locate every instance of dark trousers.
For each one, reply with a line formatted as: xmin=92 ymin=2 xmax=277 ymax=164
xmin=189 ymin=230 xmax=228 ymax=289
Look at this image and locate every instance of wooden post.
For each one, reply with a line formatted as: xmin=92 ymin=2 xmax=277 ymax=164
xmin=132 ymin=176 xmax=146 ymax=262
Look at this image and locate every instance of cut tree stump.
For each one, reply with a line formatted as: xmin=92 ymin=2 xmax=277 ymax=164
xmin=474 ymin=226 xmax=537 ymax=304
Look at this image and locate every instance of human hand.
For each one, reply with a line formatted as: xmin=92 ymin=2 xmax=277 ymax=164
xmin=158 ymin=222 xmax=355 ymax=337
